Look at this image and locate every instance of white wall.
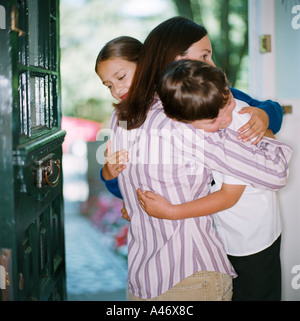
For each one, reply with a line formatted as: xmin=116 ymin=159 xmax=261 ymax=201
xmin=249 ymin=0 xmax=300 ymax=301
xmin=276 ymin=100 xmax=300 ymax=301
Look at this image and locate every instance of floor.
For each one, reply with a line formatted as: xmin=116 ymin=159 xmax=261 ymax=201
xmin=62 ymin=149 xmax=128 ymax=301
xmin=64 ymin=200 xmax=128 ymax=301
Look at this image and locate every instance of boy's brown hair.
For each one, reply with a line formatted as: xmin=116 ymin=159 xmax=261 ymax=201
xmin=157 ymin=60 xmax=231 ymax=122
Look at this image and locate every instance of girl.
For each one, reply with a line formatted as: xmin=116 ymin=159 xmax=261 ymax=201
xmin=95 ymin=36 xmax=142 ymax=195
xmin=95 ymin=36 xmax=142 ymax=103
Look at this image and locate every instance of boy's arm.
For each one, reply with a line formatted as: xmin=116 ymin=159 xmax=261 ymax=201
xmin=176 ymin=125 xmax=292 ymax=191
xmin=136 ymin=184 xmax=246 ymax=220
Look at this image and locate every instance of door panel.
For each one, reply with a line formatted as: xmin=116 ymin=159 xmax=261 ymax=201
xmin=0 ymin=0 xmax=66 ymax=301
xmin=248 ymin=0 xmax=300 ymax=300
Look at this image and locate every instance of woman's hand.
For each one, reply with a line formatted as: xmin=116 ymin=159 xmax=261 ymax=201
xmin=136 ymin=188 xmax=177 ymax=219
xmin=102 ymin=140 xmax=129 ymax=180
xmin=237 ymin=107 xmax=269 ymax=145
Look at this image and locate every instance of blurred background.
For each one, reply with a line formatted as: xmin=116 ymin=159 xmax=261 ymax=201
xmin=60 ymin=0 xmax=249 ymax=125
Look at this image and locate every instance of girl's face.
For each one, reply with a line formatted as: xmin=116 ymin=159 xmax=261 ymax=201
xmin=97 ymin=58 xmax=136 ymax=101
xmin=190 ymin=92 xmax=236 ymax=132
xmin=176 ymin=35 xmax=216 ymax=67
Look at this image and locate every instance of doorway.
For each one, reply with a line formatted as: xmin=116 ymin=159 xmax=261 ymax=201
xmin=60 ymin=0 xmax=251 ymax=301
xmin=60 ymin=0 xmax=178 ymax=301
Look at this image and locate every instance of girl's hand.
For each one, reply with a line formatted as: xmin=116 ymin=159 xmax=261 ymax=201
xmin=102 ymin=140 xmax=129 ymax=180
xmin=136 ymin=188 xmax=177 ymax=219
xmin=237 ymin=107 xmax=269 ymax=145
xmin=121 ymin=202 xmax=131 ymax=221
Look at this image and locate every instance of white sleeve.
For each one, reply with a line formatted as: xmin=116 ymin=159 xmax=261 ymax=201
xmin=212 ymin=170 xmax=248 ymax=186
xmin=223 ymin=174 xmax=248 ymax=186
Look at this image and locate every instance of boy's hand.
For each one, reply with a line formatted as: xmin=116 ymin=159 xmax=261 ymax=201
xmin=102 ymin=140 xmax=129 ymax=180
xmin=136 ymin=188 xmax=176 ymax=219
xmin=237 ymin=107 xmax=269 ymax=145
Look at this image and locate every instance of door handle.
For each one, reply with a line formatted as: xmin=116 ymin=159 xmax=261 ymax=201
xmin=44 ymin=159 xmax=61 ymax=188
xmin=32 ymin=153 xmax=61 ymax=188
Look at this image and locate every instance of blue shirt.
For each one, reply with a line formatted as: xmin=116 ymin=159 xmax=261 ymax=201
xmin=230 ymin=88 xmax=283 ymax=134
xmin=100 ymin=87 xmax=284 ymax=199
xmin=99 ymin=168 xmax=122 ymax=199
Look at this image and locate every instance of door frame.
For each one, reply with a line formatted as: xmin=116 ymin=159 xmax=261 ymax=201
xmin=248 ymin=0 xmax=276 ymax=100
xmin=248 ymin=0 xmax=300 ymax=301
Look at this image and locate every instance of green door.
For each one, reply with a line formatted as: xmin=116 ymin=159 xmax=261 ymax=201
xmin=0 ymin=0 xmax=66 ymax=300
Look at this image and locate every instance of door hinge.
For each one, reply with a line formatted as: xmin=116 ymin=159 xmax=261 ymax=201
xmin=11 ymin=5 xmax=26 ymax=37
xmin=259 ymin=34 xmax=271 ymax=53
xmin=19 ymin=273 xmax=24 ymax=291
xmin=282 ymin=105 xmax=293 ymax=114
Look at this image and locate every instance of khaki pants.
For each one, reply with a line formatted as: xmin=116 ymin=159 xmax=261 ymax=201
xmin=128 ymin=271 xmax=232 ymax=301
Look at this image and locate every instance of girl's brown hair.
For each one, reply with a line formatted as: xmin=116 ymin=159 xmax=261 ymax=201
xmin=115 ymin=17 xmax=207 ymax=129
xmin=157 ymin=60 xmax=230 ymax=122
xmin=95 ymin=36 xmax=142 ymax=73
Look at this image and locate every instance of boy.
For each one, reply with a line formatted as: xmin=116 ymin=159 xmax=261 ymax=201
xmin=137 ymin=59 xmax=282 ymax=300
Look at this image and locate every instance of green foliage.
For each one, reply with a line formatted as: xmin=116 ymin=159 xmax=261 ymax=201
xmin=60 ymin=0 xmax=177 ymax=123
xmin=174 ymin=0 xmax=249 ymax=89
xmin=60 ymin=0 xmax=249 ymax=123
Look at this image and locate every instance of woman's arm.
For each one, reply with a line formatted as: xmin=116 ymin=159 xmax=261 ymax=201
xmin=136 ymin=184 xmax=246 ymax=220
xmin=231 ymin=87 xmax=283 ymax=144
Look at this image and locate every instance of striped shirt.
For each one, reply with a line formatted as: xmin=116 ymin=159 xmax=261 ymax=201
xmin=110 ymin=98 xmax=292 ymax=299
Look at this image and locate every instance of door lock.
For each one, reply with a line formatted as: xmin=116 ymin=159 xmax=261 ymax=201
xmin=32 ymin=153 xmax=61 ymax=188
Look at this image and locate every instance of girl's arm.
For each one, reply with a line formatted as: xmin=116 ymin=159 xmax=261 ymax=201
xmin=100 ymin=169 xmax=123 ymax=199
xmin=99 ymin=171 xmax=130 ymax=221
xmin=231 ymin=87 xmax=283 ymax=144
xmin=99 ymin=140 xmax=128 ymax=200
xmin=136 ymin=184 xmax=246 ymax=220
xmin=101 ymin=140 xmax=129 ymax=180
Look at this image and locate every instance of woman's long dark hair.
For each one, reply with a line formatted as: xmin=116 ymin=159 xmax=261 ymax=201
xmin=116 ymin=17 xmax=207 ymax=129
